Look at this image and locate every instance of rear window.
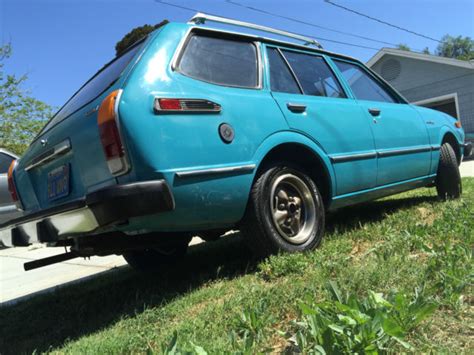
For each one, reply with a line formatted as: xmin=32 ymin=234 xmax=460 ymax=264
xmin=0 ymin=152 xmax=14 ymax=174
xmin=178 ymin=35 xmax=258 ymax=88
xmin=41 ymin=42 xmax=143 ymax=133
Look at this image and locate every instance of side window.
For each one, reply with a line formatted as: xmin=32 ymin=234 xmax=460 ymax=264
xmin=0 ymin=153 xmax=14 ymax=174
xmin=333 ymin=60 xmax=397 ymax=103
xmin=178 ymin=35 xmax=258 ymax=88
xmin=267 ymin=48 xmax=301 ymax=94
xmin=281 ymin=50 xmax=345 ymax=98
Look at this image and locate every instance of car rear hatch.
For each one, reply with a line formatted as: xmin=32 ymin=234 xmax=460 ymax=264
xmin=15 ymin=41 xmax=145 ymax=212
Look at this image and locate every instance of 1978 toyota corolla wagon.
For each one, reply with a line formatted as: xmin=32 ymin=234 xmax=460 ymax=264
xmin=1 ymin=13 xmax=471 ymax=271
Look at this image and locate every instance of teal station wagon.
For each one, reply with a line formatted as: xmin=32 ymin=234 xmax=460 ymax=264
xmin=1 ymin=13 xmax=471 ymax=271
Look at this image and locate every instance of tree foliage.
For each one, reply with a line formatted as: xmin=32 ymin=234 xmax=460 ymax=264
xmin=115 ymin=20 xmax=169 ymax=56
xmin=396 ymin=43 xmax=411 ymax=51
xmin=436 ymin=35 xmax=474 ymax=60
xmin=0 ymin=44 xmax=53 ymax=155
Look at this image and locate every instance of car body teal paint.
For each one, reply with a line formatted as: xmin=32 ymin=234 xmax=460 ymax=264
xmin=5 ymin=21 xmax=469 ymax=240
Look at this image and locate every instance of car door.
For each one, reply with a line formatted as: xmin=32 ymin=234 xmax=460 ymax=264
xmin=332 ymin=59 xmax=431 ymax=186
xmin=265 ymin=46 xmax=377 ymax=195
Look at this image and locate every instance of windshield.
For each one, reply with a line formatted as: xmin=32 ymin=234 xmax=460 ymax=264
xmin=40 ymin=42 xmax=143 ymax=134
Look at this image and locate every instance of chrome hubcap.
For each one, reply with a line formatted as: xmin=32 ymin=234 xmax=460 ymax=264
xmin=270 ymin=173 xmax=316 ymax=244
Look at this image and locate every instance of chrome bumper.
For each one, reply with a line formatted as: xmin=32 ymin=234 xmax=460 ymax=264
xmin=0 ymin=180 xmax=175 ymax=247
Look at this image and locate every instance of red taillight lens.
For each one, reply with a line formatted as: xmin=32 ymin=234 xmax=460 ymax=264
xmin=455 ymin=121 xmax=462 ymax=128
xmin=154 ymin=98 xmax=221 ymax=113
xmin=98 ymin=90 xmax=128 ymax=175
xmin=157 ymin=98 xmax=182 ymax=111
xmin=7 ymin=160 xmax=19 ymax=202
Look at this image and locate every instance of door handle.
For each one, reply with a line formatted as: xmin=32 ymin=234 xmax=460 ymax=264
xmin=287 ymin=103 xmax=307 ymax=113
xmin=368 ymin=108 xmax=381 ymax=117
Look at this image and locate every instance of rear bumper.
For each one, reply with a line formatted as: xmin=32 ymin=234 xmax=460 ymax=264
xmin=0 ymin=180 xmax=175 ymax=247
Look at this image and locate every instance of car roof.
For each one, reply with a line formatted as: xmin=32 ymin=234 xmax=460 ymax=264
xmin=0 ymin=149 xmax=18 ymax=159
xmin=169 ymin=20 xmax=364 ymax=66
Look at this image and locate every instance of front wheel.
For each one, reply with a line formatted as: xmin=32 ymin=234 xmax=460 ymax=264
xmin=436 ymin=143 xmax=462 ymax=200
xmin=241 ymin=165 xmax=325 ymax=257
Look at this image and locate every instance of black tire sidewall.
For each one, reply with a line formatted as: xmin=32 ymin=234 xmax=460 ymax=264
xmin=436 ymin=143 xmax=462 ymax=200
xmin=248 ymin=165 xmax=325 ymax=254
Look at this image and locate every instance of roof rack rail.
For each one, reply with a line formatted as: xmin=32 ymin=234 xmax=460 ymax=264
xmin=188 ymin=12 xmax=323 ymax=49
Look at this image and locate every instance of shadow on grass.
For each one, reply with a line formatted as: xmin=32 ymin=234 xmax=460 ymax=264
xmin=326 ymin=195 xmax=438 ymax=234
xmin=0 ymin=194 xmax=439 ymax=354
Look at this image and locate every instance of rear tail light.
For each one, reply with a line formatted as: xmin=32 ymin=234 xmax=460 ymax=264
xmin=7 ymin=160 xmax=19 ymax=202
xmin=154 ymin=98 xmax=221 ymax=113
xmin=455 ymin=121 xmax=462 ymax=128
xmin=98 ymin=90 xmax=129 ymax=175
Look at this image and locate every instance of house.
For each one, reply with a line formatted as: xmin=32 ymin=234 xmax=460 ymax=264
xmin=367 ymin=48 xmax=474 ymax=140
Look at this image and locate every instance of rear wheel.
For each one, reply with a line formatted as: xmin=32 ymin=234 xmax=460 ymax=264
xmin=241 ymin=165 xmax=325 ymax=257
xmin=436 ymin=143 xmax=462 ymax=200
xmin=123 ymin=237 xmax=190 ymax=272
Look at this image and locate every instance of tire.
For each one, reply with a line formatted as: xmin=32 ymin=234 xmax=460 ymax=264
xmin=436 ymin=143 xmax=462 ymax=200
xmin=241 ymin=164 xmax=325 ymax=257
xmin=123 ymin=241 xmax=189 ymax=272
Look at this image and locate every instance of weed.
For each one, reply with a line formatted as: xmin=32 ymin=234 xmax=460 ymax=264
xmin=290 ymin=282 xmax=436 ymax=354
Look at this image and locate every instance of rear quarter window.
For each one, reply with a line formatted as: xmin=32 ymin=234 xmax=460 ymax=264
xmin=178 ymin=35 xmax=258 ymax=88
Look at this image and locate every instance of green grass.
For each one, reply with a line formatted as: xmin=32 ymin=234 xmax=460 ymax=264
xmin=1 ymin=178 xmax=473 ymax=354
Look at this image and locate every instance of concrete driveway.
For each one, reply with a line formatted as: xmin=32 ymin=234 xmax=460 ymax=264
xmin=1 ymin=161 xmax=473 ymax=306
xmin=0 ymin=245 xmax=127 ymax=305
xmin=460 ymin=160 xmax=474 ymax=177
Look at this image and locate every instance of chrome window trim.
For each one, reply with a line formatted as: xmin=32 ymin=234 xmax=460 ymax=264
xmin=172 ymin=29 xmax=262 ymax=90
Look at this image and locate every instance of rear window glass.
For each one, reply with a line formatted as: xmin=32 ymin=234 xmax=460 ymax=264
xmin=0 ymin=153 xmax=14 ymax=174
xmin=42 ymin=42 xmax=143 ymax=133
xmin=267 ymin=48 xmax=301 ymax=94
xmin=178 ymin=35 xmax=258 ymax=88
xmin=282 ymin=50 xmax=345 ymax=98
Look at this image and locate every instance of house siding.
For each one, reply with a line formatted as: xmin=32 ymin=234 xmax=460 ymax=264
xmin=370 ymin=55 xmax=474 ymax=135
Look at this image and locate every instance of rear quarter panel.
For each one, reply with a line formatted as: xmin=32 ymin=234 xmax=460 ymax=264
xmin=116 ymin=23 xmax=291 ymax=230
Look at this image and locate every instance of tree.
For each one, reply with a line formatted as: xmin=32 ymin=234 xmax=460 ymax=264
xmin=0 ymin=44 xmax=53 ymax=155
xmin=115 ymin=20 xmax=169 ymax=56
xmin=422 ymin=47 xmax=430 ymax=55
xmin=396 ymin=43 xmax=411 ymax=51
xmin=436 ymin=35 xmax=474 ymax=60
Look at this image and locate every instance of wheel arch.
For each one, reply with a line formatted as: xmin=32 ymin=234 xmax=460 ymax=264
xmin=441 ymin=130 xmax=461 ymax=165
xmin=251 ymin=132 xmax=335 ymax=208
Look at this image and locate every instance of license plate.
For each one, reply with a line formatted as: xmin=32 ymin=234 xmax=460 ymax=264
xmin=47 ymin=165 xmax=70 ymax=200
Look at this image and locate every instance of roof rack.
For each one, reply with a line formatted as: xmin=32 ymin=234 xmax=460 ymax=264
xmin=188 ymin=12 xmax=323 ymax=49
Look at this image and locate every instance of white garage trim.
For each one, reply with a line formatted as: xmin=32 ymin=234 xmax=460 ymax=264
xmin=413 ymin=92 xmax=460 ymax=119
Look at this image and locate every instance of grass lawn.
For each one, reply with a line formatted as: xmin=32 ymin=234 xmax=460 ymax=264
xmin=1 ymin=178 xmax=472 ymax=354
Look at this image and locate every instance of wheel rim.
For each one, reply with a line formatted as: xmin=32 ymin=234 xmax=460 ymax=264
xmin=270 ymin=173 xmax=317 ymax=245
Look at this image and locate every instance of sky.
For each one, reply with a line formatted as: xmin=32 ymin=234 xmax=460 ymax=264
xmin=1 ymin=0 xmax=473 ymax=109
